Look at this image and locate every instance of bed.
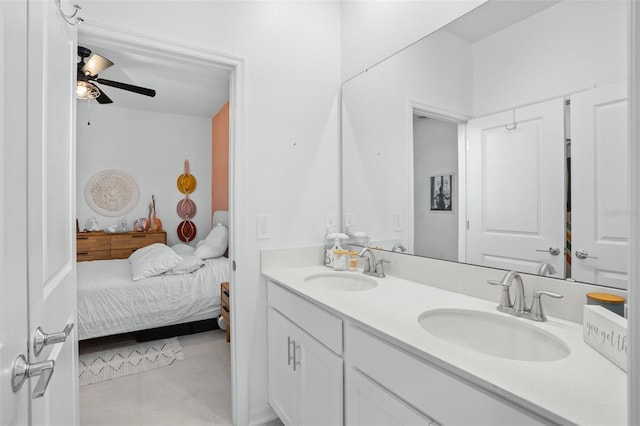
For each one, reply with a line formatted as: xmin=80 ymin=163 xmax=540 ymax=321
xmin=77 ymin=211 xmax=230 ymax=341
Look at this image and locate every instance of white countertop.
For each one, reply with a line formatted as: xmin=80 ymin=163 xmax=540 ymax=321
xmin=263 ymin=266 xmax=627 ymax=426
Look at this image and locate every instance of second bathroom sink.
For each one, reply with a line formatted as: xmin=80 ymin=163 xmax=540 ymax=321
xmin=418 ymin=308 xmax=570 ymax=362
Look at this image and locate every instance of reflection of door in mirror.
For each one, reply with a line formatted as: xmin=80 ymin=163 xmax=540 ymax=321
xmin=466 ymin=98 xmax=565 ymax=277
xmin=571 ymin=83 xmax=628 ymax=289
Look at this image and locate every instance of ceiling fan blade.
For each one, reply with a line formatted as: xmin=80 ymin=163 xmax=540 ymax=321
xmin=95 ymin=88 xmax=113 ymax=104
xmin=81 ymin=53 xmax=114 ymax=77
xmin=95 ymin=78 xmax=156 ymax=97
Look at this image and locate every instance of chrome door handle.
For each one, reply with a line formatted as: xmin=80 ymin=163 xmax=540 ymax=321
xmin=34 ymin=323 xmax=74 ymax=356
xmin=11 ymin=354 xmax=55 ymax=398
xmin=535 ymin=247 xmax=561 ymax=256
xmin=575 ymin=249 xmax=598 ymax=260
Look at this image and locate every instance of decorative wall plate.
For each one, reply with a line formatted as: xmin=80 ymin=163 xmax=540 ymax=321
xmin=176 ymin=173 xmax=197 ymax=194
xmin=176 ymin=198 xmax=197 ymax=219
xmin=177 ymin=220 xmax=197 ymax=242
xmin=84 ymin=170 xmax=139 ymax=217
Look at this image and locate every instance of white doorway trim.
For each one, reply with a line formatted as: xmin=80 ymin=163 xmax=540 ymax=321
xmin=407 ymin=100 xmax=470 ymax=260
xmin=77 ymin=23 xmax=248 ymax=425
xmin=628 ymin=1 xmax=640 ymax=423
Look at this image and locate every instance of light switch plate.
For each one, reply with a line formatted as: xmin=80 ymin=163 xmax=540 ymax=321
xmin=324 ymin=214 xmax=338 ymax=234
xmin=256 ymin=215 xmax=271 ymax=239
xmin=344 ymin=213 xmax=355 ymax=233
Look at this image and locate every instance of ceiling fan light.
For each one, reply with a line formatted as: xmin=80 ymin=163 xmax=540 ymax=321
xmin=76 ymin=81 xmax=100 ymax=100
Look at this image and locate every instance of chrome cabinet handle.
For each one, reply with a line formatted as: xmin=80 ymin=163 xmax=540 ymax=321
xmin=34 ymin=323 xmax=74 ymax=357
xmin=11 ymin=354 xmax=55 ymax=398
xmin=535 ymin=247 xmax=561 ymax=256
xmin=292 ymin=343 xmax=301 ymax=371
xmin=287 ymin=336 xmax=294 ymax=366
xmin=575 ymin=249 xmax=598 ymax=260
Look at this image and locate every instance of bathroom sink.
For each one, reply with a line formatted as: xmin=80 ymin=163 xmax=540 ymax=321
xmin=418 ymin=309 xmax=570 ymax=362
xmin=304 ymin=272 xmax=378 ymax=291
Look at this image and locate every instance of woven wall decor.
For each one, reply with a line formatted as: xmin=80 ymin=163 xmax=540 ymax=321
xmin=176 ymin=160 xmax=197 ymax=242
xmin=85 ymin=170 xmax=139 ymax=217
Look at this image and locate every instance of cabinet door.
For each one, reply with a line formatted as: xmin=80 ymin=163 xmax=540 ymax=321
xmin=297 ymin=327 xmax=343 ymax=426
xmin=346 ymin=368 xmax=432 ymax=426
xmin=268 ymin=307 xmax=298 ymax=425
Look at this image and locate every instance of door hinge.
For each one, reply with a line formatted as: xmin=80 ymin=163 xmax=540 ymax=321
xmin=232 ymin=260 xmax=237 ymax=271
xmin=467 ymin=220 xmax=470 ymax=230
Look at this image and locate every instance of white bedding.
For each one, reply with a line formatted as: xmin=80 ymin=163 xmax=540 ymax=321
xmin=77 ymin=257 xmax=230 ymax=340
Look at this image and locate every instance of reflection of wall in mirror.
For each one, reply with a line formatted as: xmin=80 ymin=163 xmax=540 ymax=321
xmin=342 ymin=0 xmax=627 ymax=284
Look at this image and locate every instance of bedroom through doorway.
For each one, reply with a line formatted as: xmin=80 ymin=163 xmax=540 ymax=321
xmin=74 ymin=27 xmax=237 ymax=425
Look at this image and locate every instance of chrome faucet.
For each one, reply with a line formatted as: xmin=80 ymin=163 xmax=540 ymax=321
xmin=358 ymin=247 xmax=389 ymax=278
xmin=391 ymin=243 xmax=407 ymax=253
xmin=537 ymin=263 xmax=557 ymax=276
xmin=487 ymin=271 xmax=563 ymax=322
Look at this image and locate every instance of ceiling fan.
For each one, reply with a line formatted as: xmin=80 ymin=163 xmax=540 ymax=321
xmin=76 ymin=46 xmax=156 ymax=104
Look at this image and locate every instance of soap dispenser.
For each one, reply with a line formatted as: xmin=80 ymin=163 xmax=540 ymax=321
xmin=325 ymin=233 xmax=348 ymax=268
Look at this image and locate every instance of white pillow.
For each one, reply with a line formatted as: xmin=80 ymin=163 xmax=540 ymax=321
xmin=166 ymin=254 xmax=205 ymax=275
xmin=129 ymin=243 xmax=182 ymax=281
xmin=171 ymin=243 xmax=196 ymax=256
xmin=194 ymin=224 xmax=228 ymax=260
xmin=196 ymin=239 xmax=205 ymax=248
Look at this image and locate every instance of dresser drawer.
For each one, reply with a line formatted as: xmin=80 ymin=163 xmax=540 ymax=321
xmin=110 ymin=248 xmax=140 ymax=259
xmin=221 ymin=281 xmax=230 ymax=306
xmin=76 ymin=250 xmax=110 ymax=262
xmin=76 ymin=234 xmax=110 ymax=251
xmin=110 ymin=232 xmax=165 ymax=249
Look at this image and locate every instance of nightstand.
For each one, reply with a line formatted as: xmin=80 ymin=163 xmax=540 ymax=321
xmin=221 ymin=281 xmax=230 ymax=342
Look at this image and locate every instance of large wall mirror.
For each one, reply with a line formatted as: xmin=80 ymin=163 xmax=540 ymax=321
xmin=342 ymin=0 xmax=629 ymax=289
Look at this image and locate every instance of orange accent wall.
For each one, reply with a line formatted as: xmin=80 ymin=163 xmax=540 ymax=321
xmin=211 ymin=102 xmax=229 ymax=220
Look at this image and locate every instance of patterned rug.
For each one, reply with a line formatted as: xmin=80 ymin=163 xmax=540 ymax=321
xmin=79 ymin=337 xmax=184 ymax=386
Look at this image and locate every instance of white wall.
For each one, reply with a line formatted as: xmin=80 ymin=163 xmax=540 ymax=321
xmin=342 ymin=29 xmax=473 ymax=249
xmin=413 ymin=117 xmax=458 ymax=261
xmin=78 ymin=2 xmax=342 ymax=423
xmin=472 ymin=0 xmax=627 ymax=115
xmin=340 ymin=0 xmax=485 ymax=81
xmin=76 ymin=104 xmax=212 ymax=246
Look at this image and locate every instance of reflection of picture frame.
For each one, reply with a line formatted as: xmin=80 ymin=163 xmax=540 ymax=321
xmin=430 ymin=174 xmax=453 ymax=211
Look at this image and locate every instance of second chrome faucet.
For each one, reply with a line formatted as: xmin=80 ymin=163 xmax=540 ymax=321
xmin=488 ymin=271 xmax=563 ymax=322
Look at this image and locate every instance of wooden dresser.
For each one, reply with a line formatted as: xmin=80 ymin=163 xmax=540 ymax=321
xmin=76 ymin=231 xmax=167 ymax=262
xmin=221 ymin=281 xmax=230 ymax=342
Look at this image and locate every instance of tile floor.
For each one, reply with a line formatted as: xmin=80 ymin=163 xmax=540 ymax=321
xmin=79 ymin=329 xmax=232 ymax=426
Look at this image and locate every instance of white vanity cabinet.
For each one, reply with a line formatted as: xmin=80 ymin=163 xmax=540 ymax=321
xmin=346 ymin=367 xmax=437 ymax=426
xmin=267 ymin=281 xmax=343 ymax=426
xmin=346 ymin=325 xmax=550 ymax=426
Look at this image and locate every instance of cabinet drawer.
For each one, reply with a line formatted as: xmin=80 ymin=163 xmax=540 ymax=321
xmin=267 ymin=281 xmax=342 ymax=354
xmin=77 ymin=234 xmax=110 ymax=251
xmin=346 ymin=326 xmax=547 ymax=426
xmin=76 ymin=250 xmax=110 ymax=262
xmin=111 ymin=232 xmax=165 ymax=249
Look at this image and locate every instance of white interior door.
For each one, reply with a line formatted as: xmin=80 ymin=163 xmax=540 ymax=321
xmin=0 ymin=1 xmax=29 ymax=424
xmin=571 ymin=83 xmax=628 ymax=289
xmin=26 ymin=0 xmax=79 ymax=424
xmin=466 ymin=98 xmax=565 ymax=276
